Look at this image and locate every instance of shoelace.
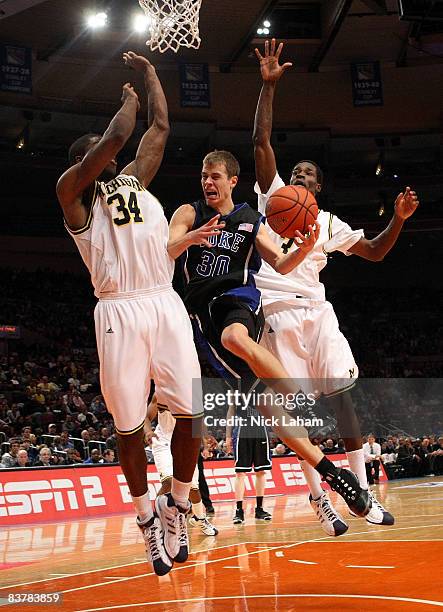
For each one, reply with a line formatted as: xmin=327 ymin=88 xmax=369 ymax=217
xmin=147 ymin=523 xmax=163 ymax=562
xmin=319 ymin=496 xmax=339 ymax=522
xmin=177 ymin=512 xmax=188 ymax=546
xmin=369 ymin=490 xmax=383 ymax=510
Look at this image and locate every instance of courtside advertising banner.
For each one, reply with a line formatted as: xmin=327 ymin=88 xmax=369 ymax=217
xmin=0 ymin=456 xmax=387 ymax=526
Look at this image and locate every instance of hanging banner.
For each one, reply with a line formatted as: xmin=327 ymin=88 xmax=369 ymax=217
xmin=351 ymin=61 xmax=383 ymax=107
xmin=0 ymin=44 xmax=32 ymax=94
xmin=180 ymin=63 xmax=210 ymax=108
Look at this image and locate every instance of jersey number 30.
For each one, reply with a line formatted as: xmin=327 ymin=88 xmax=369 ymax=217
xmin=107 ymin=191 xmax=144 ymax=226
xmin=196 ymin=250 xmax=230 ymax=277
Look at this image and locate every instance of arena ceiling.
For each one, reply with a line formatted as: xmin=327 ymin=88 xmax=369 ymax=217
xmin=0 ymin=0 xmax=441 ymax=103
xmin=0 ymin=0 xmax=442 ymax=198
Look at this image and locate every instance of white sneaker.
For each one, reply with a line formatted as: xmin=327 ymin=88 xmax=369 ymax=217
xmin=196 ymin=517 xmax=218 ymax=535
xmin=309 ymin=492 xmax=349 ymax=537
xmin=349 ymin=489 xmax=395 ymax=525
xmin=155 ymin=493 xmax=190 ymax=563
xmin=136 ymin=514 xmax=172 ymax=576
xmin=366 ymin=490 xmax=395 ymax=525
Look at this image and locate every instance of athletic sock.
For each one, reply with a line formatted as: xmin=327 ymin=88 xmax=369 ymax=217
xmin=132 ymin=491 xmax=153 ymax=524
xmin=171 ymin=477 xmax=191 ymax=511
xmin=192 ymin=500 xmax=206 ymax=519
xmin=346 ymin=449 xmax=369 ymax=489
xmin=315 ymin=457 xmax=339 ymax=480
xmin=256 ymin=496 xmax=263 ymax=509
xmin=300 ymin=459 xmax=324 ymax=499
xmin=236 ymin=500 xmax=243 ymax=511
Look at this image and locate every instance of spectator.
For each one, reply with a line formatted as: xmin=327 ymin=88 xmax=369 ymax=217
xmin=64 ymin=447 xmax=82 ymax=465
xmin=101 ymin=449 xmax=116 ymax=464
xmin=429 ymin=436 xmax=443 ymax=475
xmin=273 ymin=443 xmax=288 ymax=456
xmin=60 ymin=430 xmax=74 ymax=450
xmin=322 ymin=439 xmax=339 ymax=455
xmin=20 ymin=439 xmax=39 ymax=463
xmin=83 ymin=448 xmax=101 ymax=464
xmin=34 ymin=447 xmax=52 ymax=467
xmin=363 ymin=434 xmax=382 ymax=485
xmin=1 ymin=437 xmax=21 ymax=468
xmin=16 ymin=449 xmax=30 ymax=467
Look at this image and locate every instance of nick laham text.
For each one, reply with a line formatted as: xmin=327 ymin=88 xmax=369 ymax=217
xmin=204 ymin=415 xmax=324 ymax=428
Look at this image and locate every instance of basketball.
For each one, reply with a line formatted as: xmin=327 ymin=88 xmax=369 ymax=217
xmin=265 ymin=185 xmax=318 ymax=238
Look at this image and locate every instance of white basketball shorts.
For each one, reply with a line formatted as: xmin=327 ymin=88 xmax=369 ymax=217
xmin=152 ymin=409 xmax=199 ymax=489
xmin=261 ymin=300 xmax=358 ymax=397
xmin=95 ymin=287 xmax=202 ymax=435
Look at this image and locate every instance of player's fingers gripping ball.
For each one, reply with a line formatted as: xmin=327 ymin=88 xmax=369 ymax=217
xmin=265 ymin=185 xmax=318 ymax=238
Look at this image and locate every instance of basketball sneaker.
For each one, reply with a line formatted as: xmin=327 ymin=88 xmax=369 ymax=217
xmin=309 ymin=492 xmax=348 ymax=536
xmin=155 ymin=493 xmax=190 ymax=563
xmin=189 ymin=515 xmax=219 ymax=535
xmin=324 ymin=468 xmax=371 ymax=517
xmin=255 ymin=507 xmax=272 ymax=521
xmin=136 ymin=514 xmax=172 ymax=576
xmin=349 ymin=490 xmax=394 ymax=525
xmin=233 ymin=508 xmax=245 ymax=525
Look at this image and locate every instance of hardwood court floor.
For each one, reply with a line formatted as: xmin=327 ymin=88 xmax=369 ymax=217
xmin=1 ymin=477 xmax=442 ymax=611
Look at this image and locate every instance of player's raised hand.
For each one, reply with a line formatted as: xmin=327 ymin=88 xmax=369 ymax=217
xmin=188 ymin=214 xmax=225 ymax=248
xmin=294 ymin=223 xmax=320 ymax=253
xmin=121 ymin=82 xmax=140 ymax=111
xmin=254 ymin=38 xmax=293 ymax=83
xmin=123 ymin=51 xmax=153 ymax=73
xmin=395 ymin=187 xmax=419 ymax=220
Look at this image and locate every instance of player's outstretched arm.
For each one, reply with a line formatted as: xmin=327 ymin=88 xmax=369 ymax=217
xmin=253 ymin=39 xmax=292 ymax=194
xmin=349 ymin=187 xmax=419 ymax=261
xmin=168 ymin=205 xmax=225 ymax=259
xmin=255 ymin=223 xmax=320 ymax=274
xmin=120 ymin=52 xmax=169 ymax=188
xmin=57 ymin=84 xmax=139 ymax=229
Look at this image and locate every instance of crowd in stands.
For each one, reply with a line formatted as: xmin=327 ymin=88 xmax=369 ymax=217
xmin=1 ymin=269 xmax=442 ymax=478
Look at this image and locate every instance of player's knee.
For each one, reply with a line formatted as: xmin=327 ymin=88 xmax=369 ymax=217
xmin=221 ymin=326 xmax=249 ymax=357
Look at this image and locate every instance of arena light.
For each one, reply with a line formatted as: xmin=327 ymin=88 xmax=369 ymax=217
xmin=133 ymin=13 xmax=151 ymax=33
xmin=257 ymin=27 xmax=264 ymax=35
xmin=375 ymin=161 xmax=383 ymax=176
xmin=86 ymin=11 xmax=108 ymax=29
xmin=263 ymin=20 xmax=271 ymax=27
xmin=263 ymin=27 xmax=270 ymax=35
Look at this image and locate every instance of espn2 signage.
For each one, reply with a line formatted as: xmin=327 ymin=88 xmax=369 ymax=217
xmin=0 ymin=457 xmax=387 ymax=525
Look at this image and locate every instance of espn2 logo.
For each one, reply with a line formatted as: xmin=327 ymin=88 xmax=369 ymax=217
xmin=0 ymin=477 xmax=105 ymax=516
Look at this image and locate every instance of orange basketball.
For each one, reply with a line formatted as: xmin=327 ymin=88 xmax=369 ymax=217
xmin=265 ymin=185 xmax=318 ymax=238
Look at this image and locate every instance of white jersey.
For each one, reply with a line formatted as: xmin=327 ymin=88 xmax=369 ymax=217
xmin=66 ymin=174 xmax=174 ymax=297
xmin=255 ymin=173 xmax=364 ymax=304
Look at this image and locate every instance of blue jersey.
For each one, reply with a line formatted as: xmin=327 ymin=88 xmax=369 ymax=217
xmin=182 ymin=200 xmax=264 ymax=313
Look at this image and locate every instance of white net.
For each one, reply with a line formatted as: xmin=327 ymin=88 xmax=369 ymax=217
xmin=138 ymin=0 xmax=203 ymax=53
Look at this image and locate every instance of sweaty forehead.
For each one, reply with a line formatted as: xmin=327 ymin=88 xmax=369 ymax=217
xmin=292 ymin=162 xmax=317 ymax=175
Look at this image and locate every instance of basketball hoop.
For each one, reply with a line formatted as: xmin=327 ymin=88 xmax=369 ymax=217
xmin=138 ymin=0 xmax=203 ymax=53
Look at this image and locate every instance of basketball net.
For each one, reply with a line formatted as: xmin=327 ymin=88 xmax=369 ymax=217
xmin=138 ymin=0 xmax=202 ymax=53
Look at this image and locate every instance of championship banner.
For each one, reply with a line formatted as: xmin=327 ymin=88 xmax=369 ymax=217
xmin=0 ymin=44 xmax=32 ymax=94
xmin=350 ymin=61 xmax=383 ymax=107
xmin=179 ymin=63 xmax=210 ymax=108
xmin=0 ymin=456 xmax=387 ymax=526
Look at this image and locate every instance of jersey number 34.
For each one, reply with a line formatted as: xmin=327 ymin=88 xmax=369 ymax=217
xmin=107 ymin=191 xmax=144 ymax=227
